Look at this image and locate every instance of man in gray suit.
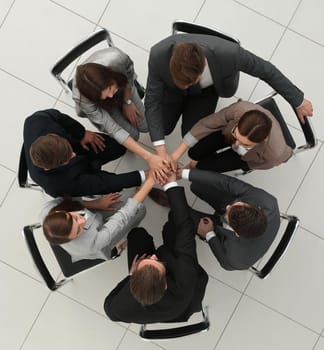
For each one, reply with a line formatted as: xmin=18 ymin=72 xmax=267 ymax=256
xmin=178 ymin=168 xmax=280 ymax=270
xmin=145 ymin=34 xmax=313 ymax=165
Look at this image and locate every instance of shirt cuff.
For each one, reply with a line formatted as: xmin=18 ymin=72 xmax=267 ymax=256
xmin=138 ymin=170 xmax=146 ymax=183
xmin=163 ymin=181 xmax=178 ymax=191
xmin=153 ymin=140 xmax=165 ymax=147
xmin=206 ymin=231 xmax=216 ymax=242
xmin=181 ymin=169 xmax=190 ymax=180
xmin=183 ymin=132 xmax=198 ymax=148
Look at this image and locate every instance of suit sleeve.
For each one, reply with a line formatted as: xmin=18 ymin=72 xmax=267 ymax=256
xmin=183 ymin=102 xmax=237 ymax=146
xmin=166 ymin=187 xmax=197 ymax=258
xmin=238 ymin=47 xmax=304 ymax=108
xmin=67 ymin=170 xmax=142 ymax=197
xmin=93 ymin=198 xmax=145 ymax=252
xmin=144 ymin=51 xmax=166 ymax=142
xmin=103 ymin=276 xmax=130 ymax=321
xmin=189 ymin=169 xmax=252 ymax=200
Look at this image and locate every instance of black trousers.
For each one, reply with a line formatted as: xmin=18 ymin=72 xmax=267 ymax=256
xmin=162 ymin=86 xmax=218 ymax=137
xmin=72 ymin=133 xmax=126 ymax=167
xmin=189 ymin=130 xmax=250 ymax=172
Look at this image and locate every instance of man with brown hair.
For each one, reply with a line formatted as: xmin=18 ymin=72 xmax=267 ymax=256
xmin=23 ymin=109 xmax=144 ymax=197
xmin=104 ymin=172 xmax=208 ymax=323
xmin=145 ymin=33 xmax=313 ymax=169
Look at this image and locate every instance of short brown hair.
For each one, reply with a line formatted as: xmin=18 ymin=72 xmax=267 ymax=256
xmin=130 ymin=264 xmax=166 ymax=306
xmin=170 ymin=42 xmax=205 ymax=88
xmin=229 ymin=203 xmax=267 ymax=238
xmin=43 ymin=199 xmax=84 ymax=245
xmin=30 ymin=134 xmax=73 ymax=170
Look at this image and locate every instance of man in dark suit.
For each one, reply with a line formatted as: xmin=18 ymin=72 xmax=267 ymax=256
xmin=145 ymin=34 xmax=313 ymax=165
xmin=104 ymin=172 xmax=208 ymax=324
xmin=179 ymin=168 xmax=280 ymax=270
xmin=23 ymin=109 xmax=143 ymax=197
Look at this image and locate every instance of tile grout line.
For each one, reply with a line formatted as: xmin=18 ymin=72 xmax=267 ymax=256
xmin=0 ymin=0 xmax=16 ymax=30
xmin=19 ymin=292 xmax=52 ymax=350
xmin=0 ymin=67 xmax=58 ymax=100
xmin=243 ymin=293 xmax=322 ymax=336
xmin=312 ymin=333 xmax=323 ymax=350
xmin=0 ymin=176 xmax=16 ymax=208
xmin=247 ymin=0 xmax=303 ymax=101
xmin=193 ymin=0 xmax=207 ymax=22
xmin=285 ymin=142 xmax=323 ymax=213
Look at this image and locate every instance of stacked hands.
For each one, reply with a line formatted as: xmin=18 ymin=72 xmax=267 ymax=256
xmin=79 ymin=130 xmax=193 ymax=185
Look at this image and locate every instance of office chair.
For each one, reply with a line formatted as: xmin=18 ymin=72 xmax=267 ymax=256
xmin=139 ymin=306 xmax=209 ymax=340
xmin=18 ymin=144 xmax=42 ymax=191
xmin=51 ymin=27 xmax=145 ymax=98
xmin=249 ymin=213 xmax=299 ymax=279
xmin=22 ymin=223 xmax=105 ymax=291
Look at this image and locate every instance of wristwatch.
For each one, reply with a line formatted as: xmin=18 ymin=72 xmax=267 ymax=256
xmin=124 ymin=99 xmax=133 ymax=105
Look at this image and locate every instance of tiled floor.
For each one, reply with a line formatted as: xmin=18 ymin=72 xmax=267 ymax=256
xmin=0 ymin=0 xmax=323 ymax=349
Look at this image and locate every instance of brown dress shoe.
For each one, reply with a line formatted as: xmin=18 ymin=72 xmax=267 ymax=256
xmin=148 ymin=188 xmax=170 ymax=207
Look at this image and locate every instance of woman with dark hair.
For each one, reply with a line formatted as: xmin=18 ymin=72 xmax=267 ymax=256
xmin=40 ymin=175 xmax=156 ymax=262
xmin=172 ymin=100 xmax=293 ymax=172
xmin=73 ymin=48 xmax=173 ymax=182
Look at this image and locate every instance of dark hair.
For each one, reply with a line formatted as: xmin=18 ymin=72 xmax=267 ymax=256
xmin=170 ymin=42 xmax=205 ymax=88
xmin=43 ymin=199 xmax=84 ymax=245
xmin=228 ymin=203 xmax=267 ymax=238
xmin=30 ymin=134 xmax=73 ymax=170
xmin=130 ymin=264 xmax=166 ymax=306
xmin=76 ymin=63 xmax=127 ymax=110
xmin=239 ymin=110 xmax=272 ymax=142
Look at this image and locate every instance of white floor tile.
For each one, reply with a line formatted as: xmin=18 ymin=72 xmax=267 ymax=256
xmin=53 ymin=0 xmax=109 ymax=23
xmin=245 ymin=227 xmax=324 ymax=332
xmin=99 ymin=0 xmax=204 ymax=50
xmin=0 ymin=71 xmax=56 ymax=171
xmin=0 ymin=165 xmax=15 ymax=205
xmin=0 ymin=262 xmax=49 ymax=350
xmin=130 ymin=277 xmax=242 ymax=350
xmin=0 ymin=184 xmax=60 ymax=282
xmin=235 ymin=0 xmax=300 ymax=25
xmin=0 ymin=0 xmax=14 ymax=25
xmin=118 ymin=330 xmax=162 ymax=350
xmin=216 ymin=296 xmax=318 ymax=350
xmin=0 ymin=0 xmax=95 ymax=97
xmin=314 ymin=337 xmax=324 ymax=350
xmin=289 ymin=143 xmax=324 ymax=238
xmin=21 ymin=292 xmax=126 ymax=350
xmin=289 ymin=0 xmax=324 ymax=45
xmin=263 ymin=30 xmax=324 ymax=140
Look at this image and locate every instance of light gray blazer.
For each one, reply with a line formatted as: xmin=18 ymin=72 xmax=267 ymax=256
xmin=183 ymin=100 xmax=293 ymax=169
xmin=40 ymin=196 xmax=146 ymax=262
xmin=72 ymin=48 xmax=139 ymax=144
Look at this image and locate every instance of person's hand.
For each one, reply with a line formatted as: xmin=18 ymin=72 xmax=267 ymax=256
xmin=197 ymin=217 xmax=214 ymax=239
xmin=130 ymin=253 xmax=147 ymax=274
xmin=147 ymin=154 xmax=172 ymax=184
xmin=122 ymin=103 xmax=143 ymax=127
xmin=80 ymin=130 xmax=106 ymax=153
xmin=176 ymin=167 xmax=183 ymax=180
xmin=89 ymin=193 xmax=122 ymax=210
xmin=296 ymin=98 xmax=313 ymax=124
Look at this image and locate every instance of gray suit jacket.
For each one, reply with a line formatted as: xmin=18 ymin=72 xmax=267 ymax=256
xmin=145 ymin=34 xmax=304 ymax=142
xmin=188 ymin=169 xmax=280 ymax=270
xmin=184 ymin=100 xmax=293 ymax=169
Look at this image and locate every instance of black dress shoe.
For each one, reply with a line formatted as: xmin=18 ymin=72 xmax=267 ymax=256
xmin=148 ymin=188 xmax=170 ymax=207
